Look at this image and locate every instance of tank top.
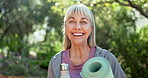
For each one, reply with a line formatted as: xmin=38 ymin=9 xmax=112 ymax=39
xmin=62 ymin=47 xmax=96 ymax=78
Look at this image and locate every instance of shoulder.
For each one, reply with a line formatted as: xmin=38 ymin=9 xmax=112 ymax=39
xmin=50 ymin=51 xmax=63 ymax=64
xmin=95 ymin=46 xmax=115 ymax=58
xmin=95 ymin=46 xmax=118 ymax=66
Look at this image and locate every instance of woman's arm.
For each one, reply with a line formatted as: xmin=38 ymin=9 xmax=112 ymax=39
xmin=47 ymin=60 xmax=54 ymax=78
xmin=105 ymin=52 xmax=126 ymax=78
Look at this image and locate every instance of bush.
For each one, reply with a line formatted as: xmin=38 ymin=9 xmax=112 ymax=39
xmin=0 ymin=54 xmax=47 ymax=78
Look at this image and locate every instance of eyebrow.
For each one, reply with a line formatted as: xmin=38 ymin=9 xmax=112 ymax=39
xmin=81 ymin=17 xmax=88 ymax=20
xmin=68 ymin=17 xmax=75 ymax=20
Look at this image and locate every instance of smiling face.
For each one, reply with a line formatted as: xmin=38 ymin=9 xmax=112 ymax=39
xmin=65 ymin=14 xmax=92 ymax=46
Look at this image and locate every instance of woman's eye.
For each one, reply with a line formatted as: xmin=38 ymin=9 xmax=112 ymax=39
xmin=81 ymin=21 xmax=87 ymax=24
xmin=69 ymin=21 xmax=76 ymax=23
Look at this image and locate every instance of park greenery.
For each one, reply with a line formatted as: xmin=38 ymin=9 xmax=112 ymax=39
xmin=0 ymin=0 xmax=148 ymax=78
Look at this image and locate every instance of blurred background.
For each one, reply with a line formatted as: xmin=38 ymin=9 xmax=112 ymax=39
xmin=0 ymin=0 xmax=147 ymax=78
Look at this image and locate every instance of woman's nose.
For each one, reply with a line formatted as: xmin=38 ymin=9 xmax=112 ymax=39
xmin=74 ymin=23 xmax=81 ymax=30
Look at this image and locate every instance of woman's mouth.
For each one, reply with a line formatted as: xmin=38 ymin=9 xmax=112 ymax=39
xmin=72 ymin=33 xmax=84 ymax=36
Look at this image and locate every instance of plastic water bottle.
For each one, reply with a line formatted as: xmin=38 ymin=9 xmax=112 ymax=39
xmin=60 ymin=63 xmax=71 ymax=78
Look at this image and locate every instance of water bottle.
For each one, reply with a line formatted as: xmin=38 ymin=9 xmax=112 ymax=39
xmin=60 ymin=63 xmax=71 ymax=78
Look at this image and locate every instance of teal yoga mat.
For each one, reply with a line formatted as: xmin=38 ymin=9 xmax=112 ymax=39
xmin=80 ymin=57 xmax=114 ymax=78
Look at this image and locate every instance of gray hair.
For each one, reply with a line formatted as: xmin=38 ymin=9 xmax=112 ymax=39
xmin=62 ymin=4 xmax=96 ymax=50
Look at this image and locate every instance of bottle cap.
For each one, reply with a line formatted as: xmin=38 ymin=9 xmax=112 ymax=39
xmin=60 ymin=63 xmax=69 ymax=71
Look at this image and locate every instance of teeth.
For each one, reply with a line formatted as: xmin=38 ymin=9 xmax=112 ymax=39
xmin=73 ymin=33 xmax=83 ymax=36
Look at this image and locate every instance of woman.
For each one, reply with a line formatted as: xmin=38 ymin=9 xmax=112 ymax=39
xmin=47 ymin=4 xmax=126 ymax=78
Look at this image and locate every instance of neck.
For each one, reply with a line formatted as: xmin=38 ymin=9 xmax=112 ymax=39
xmin=70 ymin=43 xmax=91 ymax=58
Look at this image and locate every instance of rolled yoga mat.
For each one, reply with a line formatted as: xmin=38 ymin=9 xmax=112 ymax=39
xmin=80 ymin=57 xmax=114 ymax=78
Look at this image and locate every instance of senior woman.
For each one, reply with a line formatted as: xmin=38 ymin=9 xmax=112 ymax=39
xmin=47 ymin=4 xmax=126 ymax=78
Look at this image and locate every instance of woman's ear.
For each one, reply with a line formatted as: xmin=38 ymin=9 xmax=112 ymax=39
xmin=91 ymin=26 xmax=93 ymax=31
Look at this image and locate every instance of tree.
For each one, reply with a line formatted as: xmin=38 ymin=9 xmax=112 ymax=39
xmin=0 ymin=0 xmax=147 ymax=78
xmin=84 ymin=0 xmax=148 ymax=18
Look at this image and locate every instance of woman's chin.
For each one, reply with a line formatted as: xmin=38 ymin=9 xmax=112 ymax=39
xmin=71 ymin=40 xmax=86 ymax=46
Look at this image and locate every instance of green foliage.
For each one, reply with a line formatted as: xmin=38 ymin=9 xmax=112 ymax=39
xmin=0 ymin=55 xmax=47 ymax=78
xmin=0 ymin=0 xmax=148 ymax=78
xmin=110 ymin=26 xmax=148 ymax=78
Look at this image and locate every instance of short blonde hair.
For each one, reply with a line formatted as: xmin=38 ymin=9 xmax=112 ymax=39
xmin=62 ymin=4 xmax=96 ymax=50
